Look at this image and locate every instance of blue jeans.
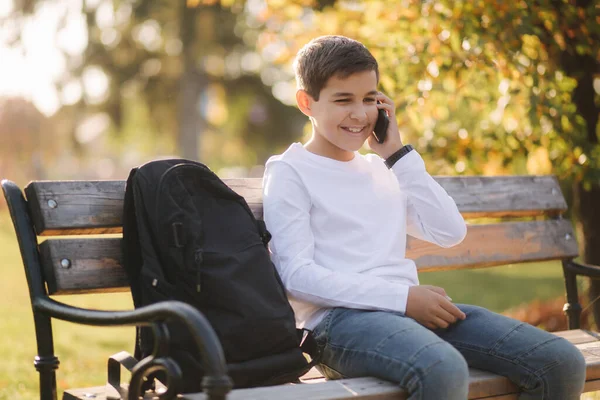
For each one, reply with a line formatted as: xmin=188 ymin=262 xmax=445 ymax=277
xmin=312 ymin=305 xmax=586 ymax=399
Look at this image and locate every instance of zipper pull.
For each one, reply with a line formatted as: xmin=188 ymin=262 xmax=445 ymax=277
xmin=257 ymin=220 xmax=272 ymax=247
xmin=194 ymin=249 xmax=203 ymax=293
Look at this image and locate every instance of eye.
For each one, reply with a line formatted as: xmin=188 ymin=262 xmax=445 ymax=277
xmin=335 ymin=99 xmax=350 ymax=103
xmin=364 ymin=97 xmax=376 ymax=103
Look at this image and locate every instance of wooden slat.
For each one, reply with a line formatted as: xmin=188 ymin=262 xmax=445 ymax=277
xmin=25 ymin=175 xmax=566 ymax=236
xmin=298 ymin=329 xmax=600 ymax=380
xmin=60 ymin=380 xmax=600 ymax=400
xmin=409 ymin=219 xmax=578 ymax=272
xmin=576 ymin=340 xmax=600 ymax=381
xmin=197 ymin=377 xmax=405 ymax=400
xmin=40 ymin=220 xmax=578 ymax=295
xmin=584 ymin=379 xmax=600 ymax=393
xmin=553 ymin=329 xmax=600 ymax=345
xmin=63 ymin=378 xmax=406 ymax=400
xmin=167 ymin=340 xmax=600 ymax=399
xmin=25 ymin=180 xmax=126 ymax=236
xmin=64 ymin=384 xmax=159 ymax=400
xmin=466 ymin=368 xmax=517 ymax=398
xmin=39 ymin=238 xmax=126 ymax=295
xmin=62 ymin=332 xmax=600 ymax=400
xmin=434 ymin=175 xmax=567 ymax=217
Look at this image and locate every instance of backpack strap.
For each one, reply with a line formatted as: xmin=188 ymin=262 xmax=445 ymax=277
xmin=257 ymin=330 xmax=322 ymax=387
xmin=297 ymin=328 xmax=319 ymax=361
xmin=122 ymin=168 xmax=145 ymax=362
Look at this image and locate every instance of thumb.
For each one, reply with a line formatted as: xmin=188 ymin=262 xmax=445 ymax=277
xmin=422 ymin=285 xmax=447 ymax=297
xmin=366 ymin=133 xmax=380 ymax=151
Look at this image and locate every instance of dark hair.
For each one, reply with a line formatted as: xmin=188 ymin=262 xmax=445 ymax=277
xmin=293 ymin=35 xmax=379 ymax=101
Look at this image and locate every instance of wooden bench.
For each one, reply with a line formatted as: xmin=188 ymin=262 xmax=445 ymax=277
xmin=4 ymin=174 xmax=600 ymax=400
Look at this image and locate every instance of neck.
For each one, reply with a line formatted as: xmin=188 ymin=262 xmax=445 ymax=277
xmin=304 ymin=133 xmax=355 ymax=162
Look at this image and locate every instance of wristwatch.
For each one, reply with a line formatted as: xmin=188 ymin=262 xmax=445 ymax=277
xmin=385 ymin=145 xmax=414 ymax=168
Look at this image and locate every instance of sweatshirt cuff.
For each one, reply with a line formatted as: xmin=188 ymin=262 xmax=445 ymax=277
xmin=369 ymin=281 xmax=410 ymax=314
xmin=390 ymin=150 xmax=427 ymax=191
xmin=394 ymin=283 xmax=410 ymax=314
xmin=390 ymin=149 xmax=426 ymax=179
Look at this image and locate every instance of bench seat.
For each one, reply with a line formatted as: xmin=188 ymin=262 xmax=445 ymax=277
xmin=64 ymin=330 xmax=600 ymax=399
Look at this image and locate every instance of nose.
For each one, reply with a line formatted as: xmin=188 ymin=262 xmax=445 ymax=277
xmin=349 ymin=104 xmax=368 ymax=121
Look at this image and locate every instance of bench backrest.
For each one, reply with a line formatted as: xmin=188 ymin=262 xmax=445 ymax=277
xmin=23 ymin=176 xmax=578 ymax=296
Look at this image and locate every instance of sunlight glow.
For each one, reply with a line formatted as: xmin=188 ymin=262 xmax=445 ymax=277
xmin=57 ymin=14 xmax=88 ymax=56
xmin=133 ymin=19 xmax=162 ymax=52
xmin=75 ymin=112 xmax=111 ymax=144
xmin=82 ymin=66 xmax=110 ymax=104
xmin=61 ymin=80 xmax=83 ymax=105
xmin=0 ymin=0 xmax=88 ymax=116
xmin=272 ymin=80 xmax=296 ymax=106
xmin=96 ymin=1 xmax=114 ymax=29
xmin=0 ymin=0 xmax=13 ymax=18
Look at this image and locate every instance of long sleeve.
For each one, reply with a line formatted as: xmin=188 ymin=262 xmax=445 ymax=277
xmin=391 ymin=150 xmax=467 ymax=248
xmin=263 ymin=161 xmax=410 ymax=313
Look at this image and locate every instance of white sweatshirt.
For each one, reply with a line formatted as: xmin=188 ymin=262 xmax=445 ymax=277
xmin=262 ymin=143 xmax=467 ymax=329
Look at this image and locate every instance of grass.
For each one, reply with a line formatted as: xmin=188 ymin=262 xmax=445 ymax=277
xmin=0 ymin=214 xmax=135 ymax=400
xmin=419 ymin=262 xmax=569 ymax=312
xmin=0 ymin=210 xmax=596 ymax=399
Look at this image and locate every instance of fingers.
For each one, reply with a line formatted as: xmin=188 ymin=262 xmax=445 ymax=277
xmin=423 ymin=321 xmax=439 ymax=330
xmin=435 ymin=306 xmax=458 ymax=325
xmin=375 ymin=100 xmax=394 ymax=115
xmin=375 ymin=93 xmax=395 ymax=115
xmin=422 ymin=285 xmax=447 ymax=297
xmin=440 ymin=300 xmax=467 ymax=321
xmin=428 ymin=306 xmax=465 ymax=330
xmin=430 ymin=317 xmax=450 ymax=329
xmin=376 ymin=92 xmax=394 ymax=106
xmin=406 ymin=286 xmax=466 ymax=330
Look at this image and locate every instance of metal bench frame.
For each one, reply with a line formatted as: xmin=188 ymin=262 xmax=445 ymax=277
xmin=4 ymin=175 xmax=600 ymax=400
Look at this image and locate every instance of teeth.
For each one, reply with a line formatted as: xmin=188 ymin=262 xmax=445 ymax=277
xmin=346 ymin=127 xmax=363 ymax=133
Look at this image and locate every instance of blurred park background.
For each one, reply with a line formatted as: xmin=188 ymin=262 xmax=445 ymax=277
xmin=0 ymin=0 xmax=599 ymax=398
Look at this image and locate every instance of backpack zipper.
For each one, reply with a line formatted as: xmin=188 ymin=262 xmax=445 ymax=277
xmin=154 ymin=161 xmax=261 ymax=293
xmin=194 ymin=249 xmax=204 ymax=293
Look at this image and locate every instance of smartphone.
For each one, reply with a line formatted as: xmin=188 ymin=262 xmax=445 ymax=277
xmin=373 ymin=103 xmax=389 ymax=144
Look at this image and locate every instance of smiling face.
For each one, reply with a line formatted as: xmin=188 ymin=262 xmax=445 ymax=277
xmin=298 ymin=70 xmax=379 ymax=161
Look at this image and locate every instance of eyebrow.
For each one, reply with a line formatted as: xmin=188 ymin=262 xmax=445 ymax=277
xmin=331 ymin=90 xmax=378 ymax=97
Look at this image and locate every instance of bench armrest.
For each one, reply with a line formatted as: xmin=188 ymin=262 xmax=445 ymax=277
xmin=563 ymin=260 xmax=600 ymax=279
xmin=33 ymin=297 xmax=232 ymax=399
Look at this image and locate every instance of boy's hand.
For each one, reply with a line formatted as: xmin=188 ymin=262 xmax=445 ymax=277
xmin=367 ymin=92 xmax=404 ymax=159
xmin=405 ymin=285 xmax=467 ymax=329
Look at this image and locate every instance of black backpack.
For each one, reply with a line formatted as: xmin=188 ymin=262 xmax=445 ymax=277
xmin=121 ymin=159 xmax=317 ymax=392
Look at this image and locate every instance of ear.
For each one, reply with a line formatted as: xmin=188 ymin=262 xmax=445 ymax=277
xmin=296 ymin=90 xmax=314 ymax=117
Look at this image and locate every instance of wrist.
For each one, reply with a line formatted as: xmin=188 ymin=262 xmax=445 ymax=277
xmin=379 ymin=143 xmax=403 ymax=159
xmin=385 ymin=144 xmax=414 ymax=168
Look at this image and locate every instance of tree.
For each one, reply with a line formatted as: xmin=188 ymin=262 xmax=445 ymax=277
xmin=3 ymin=0 xmax=307 ymax=170
xmin=81 ymin=0 xmax=308 ymax=167
xmin=251 ymin=0 xmax=600 ymax=319
xmin=0 ymin=97 xmax=57 ymax=186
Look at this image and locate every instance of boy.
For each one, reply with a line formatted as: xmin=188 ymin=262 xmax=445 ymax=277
xmin=262 ymin=35 xmax=585 ymax=399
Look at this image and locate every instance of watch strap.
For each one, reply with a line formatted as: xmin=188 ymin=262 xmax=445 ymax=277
xmin=385 ymin=145 xmax=414 ymax=169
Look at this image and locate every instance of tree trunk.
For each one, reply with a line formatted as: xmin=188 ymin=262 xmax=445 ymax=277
xmin=555 ymin=0 xmax=600 ymax=326
xmin=177 ymin=4 xmax=206 ymax=161
xmin=574 ymin=183 xmax=600 ymax=328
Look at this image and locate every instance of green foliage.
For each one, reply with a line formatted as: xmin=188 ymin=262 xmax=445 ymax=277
xmin=6 ymin=0 xmax=308 ymax=169
xmin=79 ymin=0 xmax=308 ymax=167
xmin=250 ymin=0 xmax=600 ymax=182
